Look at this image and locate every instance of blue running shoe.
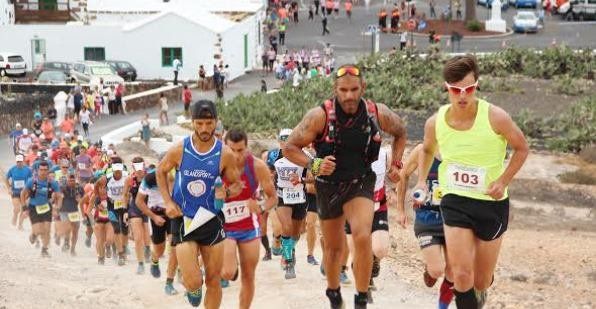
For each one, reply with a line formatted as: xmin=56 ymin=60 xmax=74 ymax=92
xmin=136 ymin=264 xmax=145 ymax=275
xmin=271 ymin=246 xmax=282 ymax=256
xmin=150 ymin=261 xmax=161 ymax=278
xmin=186 ymin=288 xmax=203 ymax=307
xmin=320 ymin=264 xmax=326 ymax=276
xmin=220 ymin=279 xmax=230 ymax=288
xmin=340 ymin=271 xmax=351 ymax=284
xmin=165 ymin=282 xmax=178 ymax=295
xmin=307 ymin=255 xmax=319 ymax=265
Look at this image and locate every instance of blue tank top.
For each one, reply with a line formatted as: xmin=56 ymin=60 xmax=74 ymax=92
xmin=172 ymin=136 xmax=222 ymax=219
xmin=415 ymin=158 xmax=443 ymax=226
xmin=6 ymin=165 xmax=32 ymax=195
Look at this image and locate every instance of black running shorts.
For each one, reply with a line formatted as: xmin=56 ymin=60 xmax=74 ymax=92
xmin=440 ymin=194 xmax=509 ymax=241
xmin=277 ymin=198 xmax=308 ymax=221
xmin=29 ymin=205 xmax=52 ymax=224
xmin=150 ymin=209 xmax=171 ymax=245
xmin=315 ymin=172 xmax=375 ymax=220
xmin=306 ymin=193 xmax=318 ymax=213
xmin=171 ymin=212 xmax=226 ymax=247
xmin=109 ymin=207 xmax=129 ymax=236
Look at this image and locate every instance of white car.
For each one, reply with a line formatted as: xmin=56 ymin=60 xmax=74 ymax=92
xmin=0 ymin=53 xmax=27 ymax=77
xmin=513 ymin=11 xmax=539 ymax=32
xmin=70 ymin=61 xmax=124 ymax=87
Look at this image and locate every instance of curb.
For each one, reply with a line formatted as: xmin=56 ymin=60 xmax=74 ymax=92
xmin=404 ymin=29 xmax=515 ymax=39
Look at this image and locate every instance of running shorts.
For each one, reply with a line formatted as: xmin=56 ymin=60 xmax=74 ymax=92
xmin=441 ymin=194 xmax=509 ymax=242
xmin=171 ymin=212 xmax=226 ymax=247
xmin=315 ymin=172 xmax=375 ymax=220
xmin=225 ymin=228 xmax=261 ymax=243
xmin=345 ymin=210 xmax=388 ymax=234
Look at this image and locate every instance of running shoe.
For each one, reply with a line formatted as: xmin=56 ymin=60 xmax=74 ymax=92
xmin=284 ymin=264 xmax=296 ymax=279
xmin=105 ymin=245 xmax=112 ymax=258
xmin=220 ymin=279 xmax=230 ymax=288
xmin=326 ymin=289 xmax=344 ymax=309
xmin=41 ymin=248 xmax=50 ymax=258
xmin=85 ymin=236 xmax=91 ymax=248
xmin=98 ymin=257 xmax=105 ymax=265
xmin=262 ymin=251 xmax=272 ymax=261
xmin=151 ymin=261 xmax=161 ymax=278
xmin=186 ymin=288 xmax=203 ymax=307
xmin=367 ymin=288 xmax=374 ymax=304
xmin=118 ymin=253 xmax=126 ymax=266
xmin=137 ymin=264 xmax=145 ymax=275
xmin=371 ymin=256 xmax=380 ymax=278
xmin=29 ymin=234 xmax=37 ymax=245
xmin=70 ymin=250 xmax=77 ymax=257
xmin=320 ymin=264 xmax=326 ymax=276
xmin=369 ymin=278 xmax=377 ymax=291
xmin=423 ymin=269 xmax=437 ymax=287
xmin=271 ymin=246 xmax=282 ymax=256
xmin=62 ymin=243 xmax=69 ymax=253
xmin=340 ymin=271 xmax=351 ymax=284
xmin=165 ymin=282 xmax=179 ymax=295
xmin=307 ymin=255 xmax=319 ymax=265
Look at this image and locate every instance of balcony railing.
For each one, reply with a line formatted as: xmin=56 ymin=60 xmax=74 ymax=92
xmin=14 ymin=0 xmax=71 ymax=23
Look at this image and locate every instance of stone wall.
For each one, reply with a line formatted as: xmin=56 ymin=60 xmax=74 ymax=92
xmin=123 ymin=85 xmax=182 ymax=113
xmin=0 ymin=81 xmax=165 ymax=95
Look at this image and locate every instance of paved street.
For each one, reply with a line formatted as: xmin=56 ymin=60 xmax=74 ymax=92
xmin=283 ymin=0 xmax=596 ymax=63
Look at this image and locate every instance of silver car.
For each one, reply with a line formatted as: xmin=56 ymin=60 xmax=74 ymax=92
xmin=69 ymin=61 xmax=124 ymax=87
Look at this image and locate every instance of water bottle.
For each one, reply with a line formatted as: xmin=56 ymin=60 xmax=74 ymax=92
xmin=412 ymin=189 xmax=427 ymax=204
xmin=214 ymin=176 xmax=224 ymax=211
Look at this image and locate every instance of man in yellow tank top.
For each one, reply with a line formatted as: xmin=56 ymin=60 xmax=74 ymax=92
xmin=415 ymin=55 xmax=529 ymax=309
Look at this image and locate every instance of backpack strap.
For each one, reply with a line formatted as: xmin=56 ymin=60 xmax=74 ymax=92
xmin=365 ymin=100 xmax=382 ymax=142
xmin=320 ymin=99 xmax=336 ymax=143
xmin=244 ymin=153 xmax=258 ymax=197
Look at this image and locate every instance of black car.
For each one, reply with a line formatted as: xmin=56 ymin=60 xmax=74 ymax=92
xmin=33 ymin=61 xmax=72 ymax=77
xmin=105 ymin=60 xmax=137 ymax=81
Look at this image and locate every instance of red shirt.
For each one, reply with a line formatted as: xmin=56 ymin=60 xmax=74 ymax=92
xmin=183 ymin=89 xmax=192 ymax=104
xmin=223 ymin=156 xmax=260 ymax=231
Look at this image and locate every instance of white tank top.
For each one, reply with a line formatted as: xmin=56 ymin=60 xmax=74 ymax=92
xmin=107 ymin=176 xmax=126 ymax=208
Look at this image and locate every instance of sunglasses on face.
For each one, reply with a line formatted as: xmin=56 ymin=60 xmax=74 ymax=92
xmin=336 ymin=66 xmax=361 ymax=78
xmin=445 ymin=81 xmax=478 ymax=96
xmin=279 ymin=135 xmax=289 ymax=141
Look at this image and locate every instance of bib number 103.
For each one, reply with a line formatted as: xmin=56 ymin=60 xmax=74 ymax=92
xmin=447 ymin=164 xmax=486 ymax=192
xmin=453 ymin=172 xmax=479 ymax=185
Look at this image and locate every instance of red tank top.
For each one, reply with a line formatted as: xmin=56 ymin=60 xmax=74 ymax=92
xmin=223 ymin=155 xmax=260 ymax=231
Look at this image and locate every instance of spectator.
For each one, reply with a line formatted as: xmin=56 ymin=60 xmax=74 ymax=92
xmin=400 ymin=31 xmax=408 ymax=50
xmin=182 ymin=84 xmax=192 ymax=117
xmin=141 ymin=113 xmax=151 ymax=147
xmin=115 ymin=83 xmax=125 ymax=115
xmin=261 ymin=79 xmax=268 ymax=93
xmin=309 ymin=3 xmax=314 ymax=20
xmin=430 ymin=0 xmax=436 ymax=18
xmin=213 ymin=65 xmax=221 ymax=89
xmin=172 ymin=57 xmax=182 ymax=85
xmin=198 ymin=65 xmax=207 ymax=90
xmin=60 ymin=114 xmax=75 ymax=135
xmin=322 ymin=13 xmax=330 ymax=35
xmin=66 ymin=90 xmax=75 ymax=116
xmin=159 ymin=93 xmax=169 ymax=126
xmin=79 ymin=106 xmax=92 ymax=138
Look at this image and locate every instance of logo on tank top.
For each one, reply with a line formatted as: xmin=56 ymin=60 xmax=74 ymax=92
xmin=183 ymin=169 xmax=212 ymax=178
xmin=187 ymin=179 xmax=206 ymax=197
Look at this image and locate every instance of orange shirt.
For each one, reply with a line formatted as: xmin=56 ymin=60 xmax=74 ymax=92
xmin=41 ymin=121 xmax=54 ymax=140
xmin=345 ymin=2 xmax=352 ymax=10
xmin=326 ymin=0 xmax=334 ymax=9
xmin=60 ymin=118 xmax=74 ymax=134
xmin=279 ymin=7 xmax=288 ymax=19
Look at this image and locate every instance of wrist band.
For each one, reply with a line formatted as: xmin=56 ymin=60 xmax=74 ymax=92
xmin=392 ymin=159 xmax=403 ymax=170
xmin=311 ymin=158 xmax=323 ymax=176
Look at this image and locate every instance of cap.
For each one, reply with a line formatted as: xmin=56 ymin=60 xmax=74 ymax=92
xmin=279 ymin=128 xmax=293 ymax=139
xmin=112 ymin=163 xmax=124 ymax=171
xmin=15 ymin=123 xmax=21 ymax=128
xmin=77 ymin=135 xmax=84 ymax=142
xmin=22 ymin=128 xmax=28 ymax=135
xmin=34 ymin=111 xmax=42 ymax=119
xmin=15 ymin=155 xmax=24 ymax=162
xmin=64 ymin=133 xmax=72 ymax=139
xmin=191 ymin=100 xmax=217 ymax=120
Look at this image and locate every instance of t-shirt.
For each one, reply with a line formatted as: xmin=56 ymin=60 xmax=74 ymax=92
xmin=60 ymin=119 xmax=74 ymax=134
xmin=138 ymin=181 xmax=164 ymax=209
xmin=160 ymin=97 xmax=168 ymax=112
xmin=80 ymin=110 xmax=91 ymax=124
xmin=25 ymin=178 xmax=60 ymax=206
xmin=6 ymin=165 xmax=32 ymax=195
xmin=173 ymin=59 xmax=182 ymax=71
xmin=183 ymin=89 xmax=192 ymax=104
xmin=76 ymin=154 xmax=93 ymax=178
xmin=60 ymin=185 xmax=80 ymax=213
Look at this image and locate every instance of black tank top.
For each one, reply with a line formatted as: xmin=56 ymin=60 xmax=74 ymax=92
xmin=315 ymin=100 xmax=372 ymax=182
xmin=128 ymin=176 xmax=141 ymax=207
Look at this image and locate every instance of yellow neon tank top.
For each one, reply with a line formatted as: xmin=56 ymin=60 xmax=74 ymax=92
xmin=435 ymin=99 xmax=508 ymax=201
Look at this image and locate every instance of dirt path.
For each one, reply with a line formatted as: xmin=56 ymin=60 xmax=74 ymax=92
xmin=0 ymin=183 xmax=435 ymax=309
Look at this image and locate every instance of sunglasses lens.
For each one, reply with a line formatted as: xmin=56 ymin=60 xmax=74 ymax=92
xmin=337 ymin=67 xmax=360 ymax=77
xmin=465 ymin=85 xmax=476 ymax=94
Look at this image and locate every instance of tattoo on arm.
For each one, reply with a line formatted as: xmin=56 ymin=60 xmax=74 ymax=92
xmin=286 ymin=108 xmax=323 ymax=149
xmin=377 ymin=104 xmax=406 ymax=138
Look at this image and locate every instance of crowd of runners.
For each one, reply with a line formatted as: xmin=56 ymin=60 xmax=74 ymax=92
xmin=5 ymin=54 xmax=528 ymax=309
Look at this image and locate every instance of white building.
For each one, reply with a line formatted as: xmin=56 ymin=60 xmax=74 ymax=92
xmin=0 ymin=0 xmax=267 ymax=80
xmin=0 ymin=0 xmax=15 ymax=25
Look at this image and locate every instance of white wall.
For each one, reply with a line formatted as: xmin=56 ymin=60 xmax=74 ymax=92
xmin=220 ymin=13 xmax=262 ymax=80
xmin=0 ymin=0 xmax=14 ymax=26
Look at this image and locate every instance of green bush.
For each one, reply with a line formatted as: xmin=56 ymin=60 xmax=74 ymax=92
xmin=546 ymin=95 xmax=595 ymax=153
xmin=466 ymin=20 xmax=483 ymax=32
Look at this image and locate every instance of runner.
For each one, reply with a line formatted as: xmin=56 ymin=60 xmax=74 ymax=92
xmin=123 ymin=157 xmax=152 ymax=274
xmin=156 ymin=100 xmax=241 ymax=308
xmin=5 ymin=155 xmax=33 ymax=229
xmin=75 ymin=146 xmax=94 ymax=184
xmin=414 ymin=55 xmax=528 ymax=308
xmin=261 ymin=150 xmax=284 ymax=260
xmin=135 ymin=169 xmax=179 ymax=295
xmin=54 ymin=159 xmax=75 ymax=251
xmin=56 ymin=174 xmax=82 ymax=256
xmin=79 ymin=182 xmax=95 ymax=248
xmin=20 ymin=161 xmax=62 ymax=257
xmin=220 ymin=128 xmax=277 ymax=308
xmin=273 ymin=128 xmax=310 ymax=280
xmin=91 ymin=174 xmax=114 ymax=264
xmin=103 ymin=157 xmax=128 ymax=266
xmin=396 ymin=144 xmax=454 ymax=309
xmin=303 ymin=151 xmax=320 ymax=266
xmin=283 ymin=64 xmax=407 ymax=308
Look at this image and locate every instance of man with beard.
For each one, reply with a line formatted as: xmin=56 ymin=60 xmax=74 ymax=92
xmin=157 ymin=100 xmax=241 ymax=308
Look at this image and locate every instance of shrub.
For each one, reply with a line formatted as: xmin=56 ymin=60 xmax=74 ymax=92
xmin=466 ymin=20 xmax=483 ymax=32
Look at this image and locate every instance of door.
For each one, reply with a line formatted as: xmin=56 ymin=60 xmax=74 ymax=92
xmin=243 ymin=34 xmax=248 ymax=69
xmin=31 ymin=38 xmax=46 ymax=70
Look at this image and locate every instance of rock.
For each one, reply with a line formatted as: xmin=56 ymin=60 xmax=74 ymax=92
xmin=534 ymin=272 xmax=558 ymax=285
xmin=510 ymin=274 xmax=528 ymax=282
xmin=89 ymin=287 xmax=106 ymax=294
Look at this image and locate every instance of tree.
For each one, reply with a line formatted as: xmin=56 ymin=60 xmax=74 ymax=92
xmin=465 ymin=0 xmax=477 ymax=22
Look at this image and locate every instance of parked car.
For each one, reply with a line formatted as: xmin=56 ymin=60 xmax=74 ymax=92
xmin=514 ymin=0 xmax=539 ymax=8
xmin=481 ymin=0 xmax=510 ymax=9
xmin=513 ymin=11 xmax=540 ymax=32
xmin=36 ymin=70 xmax=68 ymax=84
xmin=104 ymin=60 xmax=137 ymax=81
xmin=33 ymin=61 xmax=72 ymax=78
xmin=70 ymin=61 xmax=124 ymax=87
xmin=564 ymin=0 xmax=596 ymax=20
xmin=0 ymin=53 xmax=27 ymax=77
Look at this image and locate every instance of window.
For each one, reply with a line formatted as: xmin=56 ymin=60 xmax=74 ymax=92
xmin=84 ymin=47 xmax=105 ymax=61
xmin=162 ymin=47 xmax=182 ymax=67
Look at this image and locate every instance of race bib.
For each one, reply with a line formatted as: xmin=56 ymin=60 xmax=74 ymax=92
xmin=446 ymin=163 xmax=487 ymax=193
xmin=223 ymin=201 xmax=251 ymax=223
xmin=67 ymin=212 xmax=81 ymax=222
xmin=282 ymin=187 xmax=306 ymax=204
xmin=78 ymin=163 xmax=87 ymax=170
xmin=35 ymin=204 xmax=50 ymax=215
xmin=114 ymin=200 xmax=126 ymax=210
xmin=97 ymin=208 xmax=109 ymax=220
xmin=13 ymin=180 xmax=25 ymax=189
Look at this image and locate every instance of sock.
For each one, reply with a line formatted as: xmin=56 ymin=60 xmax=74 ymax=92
xmin=439 ymin=278 xmax=454 ymax=305
xmin=166 ymin=278 xmax=174 ymax=285
xmin=341 ymin=265 xmax=348 ymax=273
xmin=454 ymin=288 xmax=477 ymax=309
xmin=326 ymin=287 xmax=342 ymax=306
xmin=281 ymin=236 xmax=294 ymax=262
xmin=355 ymin=291 xmax=368 ymax=306
xmin=145 ymin=245 xmax=150 ymax=251
xmin=261 ymin=235 xmax=271 ymax=252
